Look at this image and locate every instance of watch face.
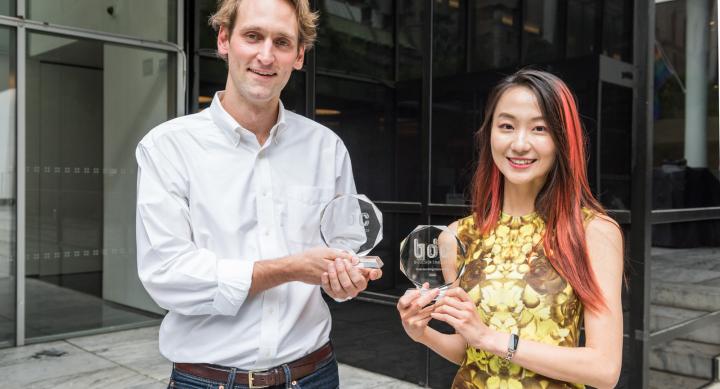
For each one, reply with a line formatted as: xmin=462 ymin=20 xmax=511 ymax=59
xmin=510 ymin=333 xmax=519 ymax=350
xmin=504 ymin=333 xmax=519 ymax=361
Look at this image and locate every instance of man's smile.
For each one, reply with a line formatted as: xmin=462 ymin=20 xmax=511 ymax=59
xmin=248 ymin=68 xmax=277 ymax=77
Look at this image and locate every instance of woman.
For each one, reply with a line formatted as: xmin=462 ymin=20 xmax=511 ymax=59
xmin=397 ymin=69 xmax=624 ymax=389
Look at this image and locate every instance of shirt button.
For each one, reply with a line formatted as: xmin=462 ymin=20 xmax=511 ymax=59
xmin=264 ymin=230 xmax=270 ymax=236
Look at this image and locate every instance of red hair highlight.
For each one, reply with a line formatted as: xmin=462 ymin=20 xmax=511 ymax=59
xmin=471 ymin=70 xmax=610 ymax=313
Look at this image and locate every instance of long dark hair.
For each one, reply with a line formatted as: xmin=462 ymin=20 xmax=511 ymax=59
xmin=470 ymin=69 xmax=609 ymax=313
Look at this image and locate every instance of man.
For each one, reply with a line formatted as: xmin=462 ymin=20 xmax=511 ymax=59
xmin=135 ymin=0 xmax=382 ymax=387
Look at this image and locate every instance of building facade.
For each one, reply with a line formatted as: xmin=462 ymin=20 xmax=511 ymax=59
xmin=0 ymin=0 xmax=719 ymax=388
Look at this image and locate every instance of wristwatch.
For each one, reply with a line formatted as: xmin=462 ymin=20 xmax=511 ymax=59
xmin=505 ymin=333 xmax=519 ymax=361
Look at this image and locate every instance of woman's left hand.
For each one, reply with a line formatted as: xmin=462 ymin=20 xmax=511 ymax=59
xmin=431 ymin=287 xmax=492 ymax=350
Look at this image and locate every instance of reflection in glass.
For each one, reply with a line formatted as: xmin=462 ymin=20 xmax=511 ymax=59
xmin=521 ymin=0 xmax=563 ymax=63
xmin=28 ymin=0 xmax=177 ymax=43
xmin=316 ymin=75 xmax=419 ymax=202
xmin=198 ymin=57 xmax=227 ymax=111
xmin=430 ymin=84 xmax=476 ymax=204
xmin=566 ymin=0 xmax=597 ymax=58
xmin=434 ymin=0 xmax=466 ymax=77
xmin=24 ymin=33 xmax=173 ymax=338
xmin=469 ymin=0 xmax=519 ymax=72
xmin=654 ymin=0 xmax=719 ymax=209
xmin=0 ymin=27 xmax=16 ymax=344
xmin=396 ymin=0 xmax=423 ymax=202
xmin=317 ymin=0 xmax=393 ymax=80
xmin=398 ymin=0 xmax=423 ymax=81
xmin=599 ymin=82 xmax=632 ymax=210
xmin=197 ymin=0 xmax=218 ymax=50
xmin=602 ymin=0 xmax=633 ymax=61
xmin=280 ymin=71 xmax=307 ymax=115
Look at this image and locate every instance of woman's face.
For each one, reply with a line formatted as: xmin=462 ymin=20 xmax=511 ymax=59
xmin=490 ymin=86 xmax=557 ymax=191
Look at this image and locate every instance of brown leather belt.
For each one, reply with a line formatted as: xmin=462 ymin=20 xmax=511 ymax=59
xmin=174 ymin=342 xmax=333 ymax=388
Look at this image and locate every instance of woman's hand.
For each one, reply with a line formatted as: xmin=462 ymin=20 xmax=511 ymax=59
xmin=397 ymin=284 xmax=439 ymax=343
xmin=431 ymin=287 xmax=494 ymax=350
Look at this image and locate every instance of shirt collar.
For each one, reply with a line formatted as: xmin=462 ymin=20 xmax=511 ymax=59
xmin=272 ymin=100 xmax=288 ymax=145
xmin=209 ymin=91 xmax=288 ymax=148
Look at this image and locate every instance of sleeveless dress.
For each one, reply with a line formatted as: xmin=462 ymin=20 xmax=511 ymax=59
xmin=451 ymin=210 xmax=593 ymax=389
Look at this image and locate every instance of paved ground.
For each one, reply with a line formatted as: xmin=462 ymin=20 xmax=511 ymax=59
xmin=0 ymin=326 xmax=423 ymax=388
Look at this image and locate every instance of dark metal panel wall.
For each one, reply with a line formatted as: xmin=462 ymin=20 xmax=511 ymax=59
xmin=629 ymin=0 xmax=654 ymax=387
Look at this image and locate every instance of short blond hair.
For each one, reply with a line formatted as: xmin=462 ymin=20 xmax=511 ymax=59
xmin=209 ymin=0 xmax=318 ymax=52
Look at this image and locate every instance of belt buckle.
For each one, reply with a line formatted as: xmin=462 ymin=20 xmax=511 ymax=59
xmin=248 ymin=370 xmax=269 ymax=388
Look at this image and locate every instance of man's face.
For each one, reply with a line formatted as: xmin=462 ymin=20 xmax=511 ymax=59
xmin=217 ymin=0 xmax=305 ymax=107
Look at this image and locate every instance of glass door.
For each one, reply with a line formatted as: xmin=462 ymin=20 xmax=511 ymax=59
xmin=23 ymin=31 xmax=179 ymax=338
xmin=0 ymin=24 xmax=16 ymax=346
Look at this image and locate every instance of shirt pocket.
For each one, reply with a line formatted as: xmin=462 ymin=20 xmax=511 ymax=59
xmin=283 ymin=185 xmax=335 ymax=252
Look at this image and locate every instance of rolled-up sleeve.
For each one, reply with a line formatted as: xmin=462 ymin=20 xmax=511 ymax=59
xmin=135 ymin=141 xmax=252 ymax=316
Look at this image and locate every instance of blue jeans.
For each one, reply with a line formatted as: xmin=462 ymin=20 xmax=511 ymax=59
xmin=168 ymin=356 xmax=339 ymax=389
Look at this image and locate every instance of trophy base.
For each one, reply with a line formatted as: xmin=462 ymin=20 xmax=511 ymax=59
xmin=405 ymin=286 xmax=450 ymax=301
xmin=354 ymin=255 xmax=384 ymax=269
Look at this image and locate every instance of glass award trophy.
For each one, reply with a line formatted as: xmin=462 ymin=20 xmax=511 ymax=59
xmin=319 ymin=194 xmax=384 ymax=269
xmin=399 ymin=225 xmax=466 ymax=298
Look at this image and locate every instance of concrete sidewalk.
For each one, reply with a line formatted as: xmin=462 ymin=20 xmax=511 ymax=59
xmin=0 ymin=326 xmax=423 ymax=388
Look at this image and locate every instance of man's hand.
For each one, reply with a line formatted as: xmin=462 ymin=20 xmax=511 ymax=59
xmin=321 ymin=257 xmax=383 ymax=300
xmin=250 ymin=247 xmax=361 ymax=296
xmin=359 ymin=265 xmax=382 ymax=282
xmin=292 ymin=247 xmax=354 ymax=285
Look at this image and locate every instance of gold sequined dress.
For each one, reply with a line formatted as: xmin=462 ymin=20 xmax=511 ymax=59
xmin=451 ymin=211 xmax=592 ymax=389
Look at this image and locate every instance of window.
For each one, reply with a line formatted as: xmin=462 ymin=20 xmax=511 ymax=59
xmin=28 ymin=0 xmax=177 ymax=43
xmin=317 ymin=0 xmax=394 ymax=80
xmin=0 ymin=0 xmax=14 ymax=16
xmin=316 ymin=75 xmax=419 ymax=202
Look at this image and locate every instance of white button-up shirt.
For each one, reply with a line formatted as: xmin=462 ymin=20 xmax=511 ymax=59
xmin=136 ymin=92 xmax=356 ymax=369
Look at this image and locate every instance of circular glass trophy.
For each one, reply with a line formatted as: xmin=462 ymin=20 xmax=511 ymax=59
xmin=399 ymin=225 xmax=466 ymax=298
xmin=319 ymin=194 xmax=384 ymax=269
